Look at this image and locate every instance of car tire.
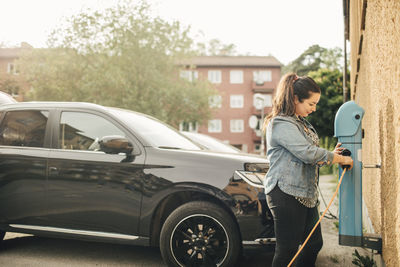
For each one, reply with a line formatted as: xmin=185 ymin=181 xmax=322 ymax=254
xmin=0 ymin=231 xmax=5 ymax=243
xmin=160 ymin=201 xmax=241 ymax=267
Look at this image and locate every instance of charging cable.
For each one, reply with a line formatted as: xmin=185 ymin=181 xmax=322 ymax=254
xmin=287 ymin=167 xmax=348 ymax=267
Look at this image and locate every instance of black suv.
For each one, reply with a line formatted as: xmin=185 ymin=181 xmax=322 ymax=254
xmin=0 ymin=102 xmax=273 ymax=266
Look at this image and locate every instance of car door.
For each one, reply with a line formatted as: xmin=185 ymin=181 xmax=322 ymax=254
xmin=0 ymin=109 xmax=51 ymax=226
xmin=46 ymin=109 xmax=145 ymax=236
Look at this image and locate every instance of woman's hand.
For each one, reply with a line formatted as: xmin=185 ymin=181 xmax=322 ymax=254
xmin=332 ymin=149 xmax=354 ymax=170
xmin=332 ymin=143 xmax=353 ymax=170
xmin=333 ymin=142 xmax=344 ymax=154
xmin=340 ymin=156 xmax=353 ymax=170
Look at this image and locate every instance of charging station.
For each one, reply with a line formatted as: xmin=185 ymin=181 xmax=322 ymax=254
xmin=334 ymin=101 xmax=382 ymax=252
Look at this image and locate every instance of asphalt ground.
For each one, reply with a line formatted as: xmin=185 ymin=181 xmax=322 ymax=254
xmin=0 ymin=174 xmax=375 ymax=267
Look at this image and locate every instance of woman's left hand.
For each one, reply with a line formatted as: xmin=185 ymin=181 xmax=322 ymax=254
xmin=333 ymin=142 xmax=344 ymax=154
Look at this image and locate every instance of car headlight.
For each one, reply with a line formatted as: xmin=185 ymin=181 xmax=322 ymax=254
xmin=234 ymin=162 xmax=269 ymax=188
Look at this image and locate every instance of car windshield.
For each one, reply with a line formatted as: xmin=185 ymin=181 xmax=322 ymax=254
xmin=108 ymin=108 xmax=201 ymax=150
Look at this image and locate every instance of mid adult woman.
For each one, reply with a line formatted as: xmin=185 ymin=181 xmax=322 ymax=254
xmin=264 ymin=73 xmax=353 ymax=267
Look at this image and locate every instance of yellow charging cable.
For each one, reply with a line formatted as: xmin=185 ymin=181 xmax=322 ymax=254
xmin=287 ymin=168 xmax=347 ymax=267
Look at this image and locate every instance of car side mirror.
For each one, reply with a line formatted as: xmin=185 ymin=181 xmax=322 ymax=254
xmin=99 ymin=135 xmax=134 ymax=155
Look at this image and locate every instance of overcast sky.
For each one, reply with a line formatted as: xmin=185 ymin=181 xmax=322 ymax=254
xmin=0 ymin=0 xmax=344 ymax=65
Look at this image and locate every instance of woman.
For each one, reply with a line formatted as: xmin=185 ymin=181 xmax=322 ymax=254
xmin=264 ymin=73 xmax=353 ymax=267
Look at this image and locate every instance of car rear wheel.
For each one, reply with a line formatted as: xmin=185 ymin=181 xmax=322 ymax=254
xmin=160 ymin=201 xmax=241 ymax=267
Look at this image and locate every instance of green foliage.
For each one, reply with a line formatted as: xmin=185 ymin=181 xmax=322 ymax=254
xmin=306 ymin=68 xmax=350 ymax=138
xmin=352 ymin=249 xmax=377 ymax=267
xmin=319 ymin=136 xmax=339 ymax=175
xmin=195 ymin=38 xmax=237 ymax=56
xmin=333 ymin=221 xmax=339 ymax=230
xmin=0 ymin=78 xmax=20 ymax=96
xmin=329 ymin=255 xmax=339 ymax=263
xmin=18 ymin=0 xmax=216 ymax=127
xmin=283 ymin=45 xmax=343 ymax=76
xmin=283 ymin=45 xmax=348 ymax=138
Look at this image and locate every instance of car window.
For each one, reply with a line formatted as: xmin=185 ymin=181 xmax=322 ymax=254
xmin=0 ymin=110 xmax=49 ymax=148
xmin=108 ymin=108 xmax=201 ymax=150
xmin=59 ymin=112 xmax=126 ymax=151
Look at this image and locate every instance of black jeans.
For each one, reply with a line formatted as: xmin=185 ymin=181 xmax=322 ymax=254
xmin=266 ymin=186 xmax=323 ymax=267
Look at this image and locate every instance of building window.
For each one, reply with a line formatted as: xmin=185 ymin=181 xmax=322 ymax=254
xmin=209 ymin=95 xmax=222 ymax=108
xmin=180 ymin=70 xmax=198 ymax=82
xmin=253 ymin=93 xmax=272 ymax=108
xmin=230 ymin=95 xmax=244 ymax=108
xmin=230 ymin=119 xmax=244 ymax=133
xmin=208 ymin=70 xmax=222 ymax=84
xmin=230 ymin=70 xmax=243 ymax=84
xmin=7 ymin=63 xmax=19 ymax=75
xmin=208 ymin=119 xmax=222 ymax=133
xmin=253 ymin=70 xmax=271 ymax=84
xmin=264 ymin=94 xmax=272 ymax=107
xmin=179 ymin=121 xmax=198 ymax=132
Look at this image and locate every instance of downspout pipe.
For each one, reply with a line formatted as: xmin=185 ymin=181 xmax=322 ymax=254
xmin=343 ymin=0 xmax=349 ymax=102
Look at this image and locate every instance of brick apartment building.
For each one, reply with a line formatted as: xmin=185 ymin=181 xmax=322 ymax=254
xmin=0 ymin=42 xmax=32 ymax=101
xmin=180 ymin=56 xmax=282 ymax=154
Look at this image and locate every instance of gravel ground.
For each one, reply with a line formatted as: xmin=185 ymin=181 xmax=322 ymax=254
xmin=316 ymin=174 xmax=378 ymax=267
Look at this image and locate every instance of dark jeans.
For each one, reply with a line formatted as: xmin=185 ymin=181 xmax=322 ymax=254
xmin=266 ymin=186 xmax=323 ymax=267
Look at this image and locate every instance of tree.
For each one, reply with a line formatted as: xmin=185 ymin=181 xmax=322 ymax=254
xmin=18 ymin=0 xmax=216 ymax=127
xmin=195 ymin=38 xmax=237 ymax=56
xmin=283 ymin=45 xmax=343 ymax=75
xmin=307 ymin=68 xmax=350 ymax=138
xmin=0 ymin=78 xmax=20 ymax=96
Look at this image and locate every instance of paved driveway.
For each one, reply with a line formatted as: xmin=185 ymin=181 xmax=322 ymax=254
xmin=1 ymin=175 xmax=370 ymax=267
xmin=0 ymin=233 xmax=274 ymax=266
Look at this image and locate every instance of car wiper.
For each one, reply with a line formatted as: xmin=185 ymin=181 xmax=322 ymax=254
xmin=158 ymin=146 xmax=182 ymax=150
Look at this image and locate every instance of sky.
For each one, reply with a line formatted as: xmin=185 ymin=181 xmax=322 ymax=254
xmin=0 ymin=0 xmax=344 ymax=65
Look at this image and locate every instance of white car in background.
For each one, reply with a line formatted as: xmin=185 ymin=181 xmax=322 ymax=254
xmin=181 ymin=131 xmax=243 ymax=154
xmin=0 ymin=91 xmax=17 ymax=105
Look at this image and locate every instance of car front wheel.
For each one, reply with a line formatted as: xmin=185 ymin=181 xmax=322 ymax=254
xmin=160 ymin=201 xmax=241 ymax=267
xmin=0 ymin=231 xmax=5 ymax=243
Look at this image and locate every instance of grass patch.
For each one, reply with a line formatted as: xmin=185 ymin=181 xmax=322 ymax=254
xmin=352 ymin=249 xmax=377 ymax=267
xmin=329 ymin=255 xmax=339 ymax=263
xmin=333 ymin=221 xmax=339 ymax=230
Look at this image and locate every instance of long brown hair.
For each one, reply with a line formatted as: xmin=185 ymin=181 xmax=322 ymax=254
xmin=263 ymin=73 xmax=320 ymax=131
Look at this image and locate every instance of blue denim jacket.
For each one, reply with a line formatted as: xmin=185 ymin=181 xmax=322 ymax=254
xmin=264 ymin=115 xmax=334 ymax=198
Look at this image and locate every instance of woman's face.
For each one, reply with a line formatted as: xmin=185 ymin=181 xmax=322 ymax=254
xmin=294 ymin=92 xmax=321 ymax=117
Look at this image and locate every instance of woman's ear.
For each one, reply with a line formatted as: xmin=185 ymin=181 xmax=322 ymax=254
xmin=294 ymin=95 xmax=299 ymax=104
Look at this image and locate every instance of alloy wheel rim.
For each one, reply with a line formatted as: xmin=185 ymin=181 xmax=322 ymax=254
xmin=170 ymin=214 xmax=229 ymax=267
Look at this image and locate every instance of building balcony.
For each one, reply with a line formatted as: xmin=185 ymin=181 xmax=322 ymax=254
xmin=252 ymin=81 xmax=274 ymax=93
xmin=251 ymin=106 xmax=272 ymax=115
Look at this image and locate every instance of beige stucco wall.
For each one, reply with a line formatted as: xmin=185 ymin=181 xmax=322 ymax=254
xmin=350 ymin=0 xmax=400 ymax=266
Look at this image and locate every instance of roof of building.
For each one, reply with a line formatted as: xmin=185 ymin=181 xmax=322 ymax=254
xmin=0 ymin=42 xmax=33 ymax=58
xmin=0 ymin=48 xmax=21 ymax=58
xmin=180 ymin=55 xmax=283 ymax=67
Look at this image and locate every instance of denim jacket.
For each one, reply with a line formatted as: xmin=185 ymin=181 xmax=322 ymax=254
xmin=264 ymin=115 xmax=334 ymax=198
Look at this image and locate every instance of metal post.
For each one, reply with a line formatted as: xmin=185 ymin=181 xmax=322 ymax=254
xmin=343 ymin=33 xmax=348 ymax=102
